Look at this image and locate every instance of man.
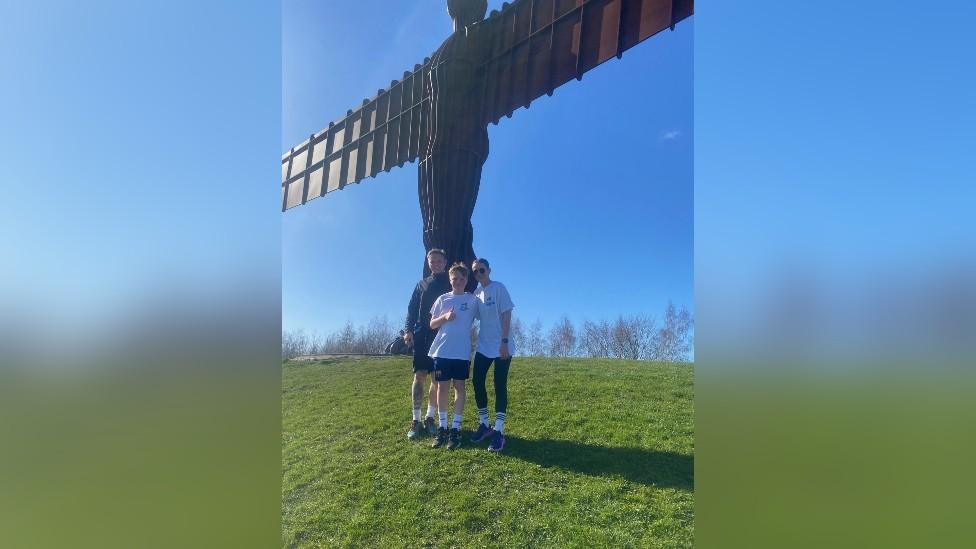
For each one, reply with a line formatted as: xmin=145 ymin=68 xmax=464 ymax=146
xmin=428 ymin=263 xmax=479 ymax=450
xmin=470 ymin=258 xmax=514 ymax=452
xmin=405 ymin=249 xmax=451 ymax=440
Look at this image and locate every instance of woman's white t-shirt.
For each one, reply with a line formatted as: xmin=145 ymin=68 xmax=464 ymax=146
xmin=475 ymin=281 xmax=515 ymax=358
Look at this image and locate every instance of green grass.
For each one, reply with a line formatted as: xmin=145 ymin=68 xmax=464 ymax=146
xmin=282 ymin=357 xmax=694 ymax=548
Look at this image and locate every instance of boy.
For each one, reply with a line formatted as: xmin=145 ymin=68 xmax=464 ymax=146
xmin=470 ymin=258 xmax=515 ymax=452
xmin=428 ymin=263 xmax=479 ymax=449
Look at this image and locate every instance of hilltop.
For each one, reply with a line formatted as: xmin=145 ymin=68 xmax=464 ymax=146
xmin=282 ymin=356 xmax=694 ymax=548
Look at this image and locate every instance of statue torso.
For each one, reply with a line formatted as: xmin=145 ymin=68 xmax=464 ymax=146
xmin=424 ymin=25 xmax=489 ymax=158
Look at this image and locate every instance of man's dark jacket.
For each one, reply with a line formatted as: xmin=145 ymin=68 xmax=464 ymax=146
xmin=404 ymin=272 xmax=451 ymax=334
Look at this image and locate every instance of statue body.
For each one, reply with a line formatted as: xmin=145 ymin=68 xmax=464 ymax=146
xmin=420 ymin=15 xmax=489 ymax=286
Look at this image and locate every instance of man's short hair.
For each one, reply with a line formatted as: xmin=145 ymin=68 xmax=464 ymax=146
xmin=426 ymin=248 xmax=447 ymax=259
xmin=448 ymin=262 xmax=469 ymax=278
xmin=472 ymin=257 xmax=490 ymax=269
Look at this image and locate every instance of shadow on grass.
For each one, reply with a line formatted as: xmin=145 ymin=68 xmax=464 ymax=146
xmin=500 ymin=437 xmax=693 ymax=490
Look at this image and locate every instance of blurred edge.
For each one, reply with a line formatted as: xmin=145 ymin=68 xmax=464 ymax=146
xmin=696 ymin=0 xmax=975 ymax=547
xmin=0 ymin=1 xmax=281 ymax=548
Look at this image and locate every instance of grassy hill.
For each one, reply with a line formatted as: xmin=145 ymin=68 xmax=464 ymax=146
xmin=282 ymin=356 xmax=694 ymax=548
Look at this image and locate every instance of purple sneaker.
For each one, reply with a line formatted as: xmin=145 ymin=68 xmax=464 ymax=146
xmin=471 ymin=423 xmax=494 ymax=443
xmin=487 ymin=430 xmax=506 ymax=452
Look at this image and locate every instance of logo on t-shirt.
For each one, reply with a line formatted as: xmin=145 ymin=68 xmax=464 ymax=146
xmin=459 ymin=302 xmax=469 ymax=311
xmin=485 ymin=296 xmax=495 ymax=307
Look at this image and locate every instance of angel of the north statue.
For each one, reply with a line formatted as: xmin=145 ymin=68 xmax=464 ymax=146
xmin=282 ymin=0 xmax=693 ymax=287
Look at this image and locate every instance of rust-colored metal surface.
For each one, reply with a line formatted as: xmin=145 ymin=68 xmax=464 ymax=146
xmin=283 ymin=0 xmax=692 ymax=279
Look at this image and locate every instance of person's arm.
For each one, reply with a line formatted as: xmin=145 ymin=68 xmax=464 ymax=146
xmin=499 ymin=309 xmax=512 ymax=359
xmin=430 ymin=307 xmax=455 ymax=330
xmin=498 ymin=284 xmax=514 ymax=358
xmin=404 ymin=283 xmax=421 ymax=345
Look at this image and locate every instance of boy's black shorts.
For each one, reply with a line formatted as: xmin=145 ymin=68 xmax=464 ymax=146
xmin=433 ymin=358 xmax=470 ymax=381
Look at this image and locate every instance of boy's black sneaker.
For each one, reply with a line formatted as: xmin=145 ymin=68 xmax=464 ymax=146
xmin=447 ymin=428 xmax=462 ymax=450
xmin=431 ymin=427 xmax=448 ymax=448
xmin=424 ymin=416 xmax=437 ymax=435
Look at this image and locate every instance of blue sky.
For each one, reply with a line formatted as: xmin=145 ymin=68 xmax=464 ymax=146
xmin=282 ymin=0 xmax=693 ymax=335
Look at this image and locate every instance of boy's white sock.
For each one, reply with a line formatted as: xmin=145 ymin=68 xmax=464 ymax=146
xmin=452 ymin=413 xmax=462 ymax=430
xmin=477 ymin=407 xmax=489 ymax=427
xmin=426 ymin=404 xmax=437 ymax=418
xmin=439 ymin=411 xmax=448 ymax=429
xmin=494 ymin=412 xmax=506 ymax=433
xmin=412 ymin=408 xmax=421 ymax=421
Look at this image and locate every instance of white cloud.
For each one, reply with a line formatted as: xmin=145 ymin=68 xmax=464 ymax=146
xmin=661 ymin=130 xmax=681 ymax=141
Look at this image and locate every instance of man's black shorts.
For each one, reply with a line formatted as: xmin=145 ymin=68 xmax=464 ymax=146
xmin=433 ymin=358 xmax=470 ymax=381
xmin=412 ymin=329 xmax=437 ymax=372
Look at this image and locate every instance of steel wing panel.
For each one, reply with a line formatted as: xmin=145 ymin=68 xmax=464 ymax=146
xmin=281 ymin=60 xmax=432 ymax=211
xmin=479 ymin=0 xmax=693 ymax=126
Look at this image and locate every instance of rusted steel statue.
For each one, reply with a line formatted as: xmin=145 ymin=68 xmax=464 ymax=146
xmin=282 ymin=0 xmax=693 ymax=287
xmin=420 ymin=0 xmax=491 ymax=286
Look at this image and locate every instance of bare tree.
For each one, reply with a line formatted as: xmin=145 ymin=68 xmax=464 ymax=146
xmin=580 ymin=319 xmax=613 ymax=358
xmin=547 ymin=316 xmax=577 ymax=357
xmin=632 ymin=314 xmax=658 ymax=359
xmin=525 ymin=318 xmax=546 ymax=357
xmin=320 ymin=332 xmax=339 ymax=354
xmin=335 ymin=321 xmax=358 ymax=353
xmin=609 ymin=314 xmax=657 ymax=360
xmin=609 ymin=318 xmax=629 ymax=358
xmin=361 ymin=316 xmax=395 ymax=353
xmin=281 ymin=329 xmax=311 ymax=360
xmin=651 ymin=301 xmax=693 ymax=362
xmin=283 ymin=317 xmax=399 ymax=357
xmin=307 ymin=330 xmax=325 ymax=355
xmin=573 ymin=315 xmax=662 ymax=360
xmin=509 ymin=316 xmax=525 ymax=356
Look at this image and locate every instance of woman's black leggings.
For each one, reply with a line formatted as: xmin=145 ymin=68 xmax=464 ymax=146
xmin=472 ymin=352 xmax=511 ymax=414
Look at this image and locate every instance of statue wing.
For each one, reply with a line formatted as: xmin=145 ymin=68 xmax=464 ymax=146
xmin=282 ymin=0 xmax=693 ymax=211
xmin=281 ymin=60 xmax=432 ymax=211
xmin=478 ymin=0 xmax=693 ymax=126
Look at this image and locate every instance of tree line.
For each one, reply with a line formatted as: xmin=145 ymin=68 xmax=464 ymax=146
xmin=282 ymin=302 xmax=693 ymax=362
xmin=281 ymin=316 xmax=397 ymax=359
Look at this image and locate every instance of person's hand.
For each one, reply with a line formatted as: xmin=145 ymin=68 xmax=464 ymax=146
xmin=499 ymin=342 xmax=510 ymax=359
xmin=443 ymin=308 xmax=456 ymax=322
xmin=403 ymin=331 xmax=413 ymax=347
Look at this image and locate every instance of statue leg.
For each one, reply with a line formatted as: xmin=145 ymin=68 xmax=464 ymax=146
xmin=418 ymin=150 xmax=485 ymax=289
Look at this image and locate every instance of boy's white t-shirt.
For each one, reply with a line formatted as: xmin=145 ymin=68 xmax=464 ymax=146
xmin=427 ymin=292 xmax=479 ymax=360
xmin=475 ymin=281 xmax=515 ymax=358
